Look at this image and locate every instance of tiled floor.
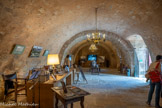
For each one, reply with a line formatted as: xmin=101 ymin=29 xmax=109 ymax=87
xmin=1 ymin=68 xmax=161 ymax=108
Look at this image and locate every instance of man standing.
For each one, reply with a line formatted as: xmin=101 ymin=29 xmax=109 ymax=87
xmin=64 ymin=55 xmax=70 ymax=72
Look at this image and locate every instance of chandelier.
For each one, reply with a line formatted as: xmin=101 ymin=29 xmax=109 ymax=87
xmin=87 ymin=8 xmax=106 ymax=44
xmin=89 ymin=43 xmax=98 ymax=52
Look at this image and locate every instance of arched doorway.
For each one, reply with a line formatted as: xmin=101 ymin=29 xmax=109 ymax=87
xmin=59 ymin=30 xmax=134 ymax=75
xmin=127 ymin=35 xmax=151 ymax=78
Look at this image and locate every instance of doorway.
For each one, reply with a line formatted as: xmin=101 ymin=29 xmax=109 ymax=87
xmin=127 ymin=35 xmax=151 ymax=78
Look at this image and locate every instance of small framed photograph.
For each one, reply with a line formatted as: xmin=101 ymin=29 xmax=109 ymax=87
xmin=43 ymin=50 xmax=49 ymax=56
xmin=12 ymin=44 xmax=26 ymax=55
xmin=98 ymin=56 xmax=105 ymax=63
xmin=29 ymin=46 xmax=43 ymax=57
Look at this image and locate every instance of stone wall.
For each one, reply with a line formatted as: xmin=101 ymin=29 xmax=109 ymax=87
xmin=0 ymin=0 xmax=162 ymax=75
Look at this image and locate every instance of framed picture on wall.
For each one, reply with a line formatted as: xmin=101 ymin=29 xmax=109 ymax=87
xmin=12 ymin=44 xmax=26 ymax=55
xmin=80 ymin=56 xmax=86 ymax=60
xmin=29 ymin=46 xmax=43 ymax=57
xmin=43 ymin=50 xmax=49 ymax=56
xmin=98 ymin=56 xmax=105 ymax=63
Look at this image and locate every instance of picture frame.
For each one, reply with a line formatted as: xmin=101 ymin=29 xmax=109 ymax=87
xmin=80 ymin=56 xmax=86 ymax=61
xmin=12 ymin=44 xmax=25 ymax=55
xmin=98 ymin=56 xmax=105 ymax=63
xmin=43 ymin=50 xmax=49 ymax=56
xmin=29 ymin=46 xmax=43 ymax=57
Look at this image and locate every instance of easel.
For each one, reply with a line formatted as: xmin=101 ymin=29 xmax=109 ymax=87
xmin=75 ymin=66 xmax=88 ymax=84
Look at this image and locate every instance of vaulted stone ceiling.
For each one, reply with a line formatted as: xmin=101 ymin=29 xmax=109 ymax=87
xmin=0 ymin=0 xmax=162 ymax=74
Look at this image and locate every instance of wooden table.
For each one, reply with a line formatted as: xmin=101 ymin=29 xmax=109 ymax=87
xmin=51 ymin=86 xmax=90 ymax=108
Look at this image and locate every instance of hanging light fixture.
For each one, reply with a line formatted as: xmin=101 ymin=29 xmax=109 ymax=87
xmin=89 ymin=43 xmax=98 ymax=52
xmin=87 ymin=8 xmax=106 ymax=44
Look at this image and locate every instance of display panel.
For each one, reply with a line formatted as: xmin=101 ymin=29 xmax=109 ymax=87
xmin=87 ymin=55 xmax=97 ymax=61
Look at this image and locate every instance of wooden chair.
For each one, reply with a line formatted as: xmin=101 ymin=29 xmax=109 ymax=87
xmin=15 ymin=74 xmax=28 ymax=102
xmin=2 ymin=72 xmax=16 ymax=102
xmin=2 ymin=72 xmax=28 ymax=102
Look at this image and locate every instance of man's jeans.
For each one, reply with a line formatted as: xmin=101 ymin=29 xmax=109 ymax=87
xmin=147 ymin=80 xmax=161 ymax=106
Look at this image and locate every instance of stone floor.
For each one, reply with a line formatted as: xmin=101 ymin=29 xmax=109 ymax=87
xmin=1 ymin=68 xmax=162 ymax=108
xmin=72 ymin=68 xmax=151 ymax=108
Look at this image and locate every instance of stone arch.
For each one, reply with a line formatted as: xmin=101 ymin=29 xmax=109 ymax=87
xmin=59 ymin=30 xmax=134 ymax=74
